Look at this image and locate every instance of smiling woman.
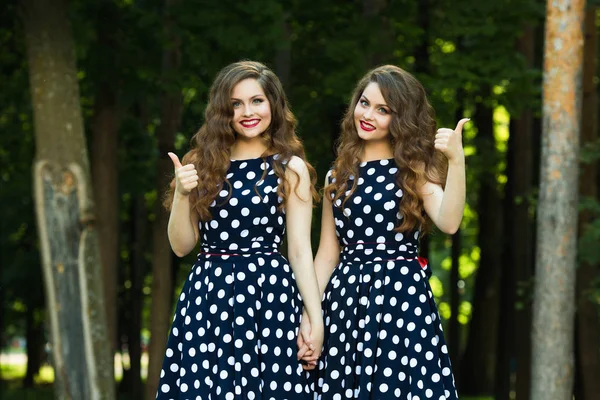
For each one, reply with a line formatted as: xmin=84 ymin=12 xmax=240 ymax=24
xmin=300 ymin=65 xmax=468 ymax=399
xmin=230 ymin=79 xmax=272 ymax=143
xmin=156 ymin=61 xmax=323 ymax=400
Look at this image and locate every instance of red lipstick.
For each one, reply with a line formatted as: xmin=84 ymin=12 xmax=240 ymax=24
xmin=241 ymin=119 xmax=260 ymax=128
xmin=360 ymin=120 xmax=376 ymax=132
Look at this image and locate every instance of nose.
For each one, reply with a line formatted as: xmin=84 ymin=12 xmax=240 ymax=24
xmin=243 ymin=103 xmax=253 ymax=117
xmin=363 ymin=107 xmax=374 ymax=120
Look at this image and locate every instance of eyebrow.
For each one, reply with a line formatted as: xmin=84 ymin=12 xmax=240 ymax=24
xmin=360 ymin=95 xmax=389 ymax=109
xmin=231 ymin=94 xmax=265 ymax=101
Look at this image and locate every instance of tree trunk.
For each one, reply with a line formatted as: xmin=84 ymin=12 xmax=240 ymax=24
xmin=449 ymin=229 xmax=461 ymax=376
xmin=449 ymin=102 xmax=464 ymax=379
xmin=120 ymin=194 xmax=146 ymax=399
xmin=496 ymin=26 xmax=536 ymax=400
xmin=90 ymin=0 xmax=121 ymax=361
xmin=575 ymin=5 xmax=600 ymax=400
xmin=274 ymin=11 xmax=291 ymax=89
xmin=414 ymin=0 xmax=431 ymax=78
xmin=496 ymin=120 xmax=516 ymax=400
xmin=531 ymin=0 xmax=585 ymax=398
xmin=459 ymin=89 xmax=502 ymax=395
xmin=20 ymin=0 xmax=115 ymax=398
xmin=23 ymin=303 xmax=43 ymax=388
xmin=362 ymin=0 xmax=388 ymax=67
xmin=144 ymin=0 xmax=183 ymax=397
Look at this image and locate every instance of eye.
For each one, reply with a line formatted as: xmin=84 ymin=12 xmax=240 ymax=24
xmin=360 ymin=99 xmax=368 ymax=107
xmin=232 ymin=101 xmax=241 ymax=108
xmin=252 ymin=98 xmax=264 ymax=104
xmin=378 ymin=107 xmax=389 ymax=114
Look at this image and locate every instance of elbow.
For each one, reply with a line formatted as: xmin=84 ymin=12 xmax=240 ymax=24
xmin=444 ymin=227 xmax=459 ymax=235
xmin=169 ymin=239 xmax=194 ymax=257
xmin=439 ymin=224 xmax=459 ymax=235
xmin=172 ymin=247 xmax=189 ymax=258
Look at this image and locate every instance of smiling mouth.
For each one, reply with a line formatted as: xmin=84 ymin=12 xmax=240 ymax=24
xmin=241 ymin=119 xmax=260 ymax=128
xmin=360 ymin=120 xmax=376 ymax=132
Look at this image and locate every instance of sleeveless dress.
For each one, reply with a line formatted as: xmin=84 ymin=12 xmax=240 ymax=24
xmin=313 ymin=158 xmax=459 ymax=400
xmin=156 ymin=155 xmax=311 ymax=400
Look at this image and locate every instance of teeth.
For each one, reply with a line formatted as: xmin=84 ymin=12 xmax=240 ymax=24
xmin=362 ymin=122 xmax=374 ymax=129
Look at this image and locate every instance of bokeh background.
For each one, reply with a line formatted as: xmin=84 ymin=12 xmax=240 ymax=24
xmin=1 ymin=0 xmax=598 ymax=399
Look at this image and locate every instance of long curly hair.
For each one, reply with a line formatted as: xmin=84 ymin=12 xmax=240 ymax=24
xmin=164 ymin=60 xmax=318 ymax=220
xmin=325 ymin=65 xmax=447 ymax=233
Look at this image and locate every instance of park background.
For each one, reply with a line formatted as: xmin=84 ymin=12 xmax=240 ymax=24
xmin=0 ymin=0 xmax=598 ymax=399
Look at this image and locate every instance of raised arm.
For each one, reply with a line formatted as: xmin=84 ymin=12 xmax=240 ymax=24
xmin=167 ymin=152 xmax=200 ymax=257
xmin=420 ymin=118 xmax=469 ymax=234
xmin=285 ymin=156 xmax=324 ymax=357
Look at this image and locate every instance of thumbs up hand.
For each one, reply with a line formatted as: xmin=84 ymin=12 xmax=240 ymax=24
xmin=168 ymin=152 xmax=199 ymax=196
xmin=435 ymin=118 xmax=470 ymax=163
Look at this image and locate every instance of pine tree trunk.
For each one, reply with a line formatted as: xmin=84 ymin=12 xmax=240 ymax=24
xmin=274 ymin=11 xmax=291 ymax=89
xmin=448 ymin=103 xmax=464 ymax=378
xmin=120 ymin=194 xmax=146 ymax=399
xmin=20 ymin=0 xmax=115 ymax=398
xmin=23 ymin=303 xmax=43 ymax=388
xmin=90 ymin=0 xmax=121 ymax=361
xmin=496 ymin=26 xmax=536 ymax=400
xmin=362 ymin=0 xmax=388 ymax=66
xmin=459 ymin=90 xmax=501 ymax=395
xmin=531 ymin=0 xmax=585 ymax=398
xmin=449 ymin=229 xmax=461 ymax=374
xmin=144 ymin=0 xmax=183 ymax=397
xmin=575 ymin=6 xmax=600 ymax=400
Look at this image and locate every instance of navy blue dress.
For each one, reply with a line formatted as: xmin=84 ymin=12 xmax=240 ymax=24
xmin=156 ymin=155 xmax=311 ymax=400
xmin=313 ymin=159 xmax=459 ymax=399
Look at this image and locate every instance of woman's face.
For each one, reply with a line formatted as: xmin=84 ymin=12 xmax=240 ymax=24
xmin=230 ymin=78 xmax=272 ymax=140
xmin=354 ymin=82 xmax=392 ymax=142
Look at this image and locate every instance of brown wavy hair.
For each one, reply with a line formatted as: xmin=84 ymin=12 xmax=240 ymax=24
xmin=164 ymin=60 xmax=318 ymax=220
xmin=325 ymin=65 xmax=447 ymax=233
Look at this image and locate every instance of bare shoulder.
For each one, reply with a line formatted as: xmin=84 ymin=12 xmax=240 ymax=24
xmin=286 ymin=156 xmax=309 ymax=177
xmin=324 ymin=169 xmax=334 ymax=186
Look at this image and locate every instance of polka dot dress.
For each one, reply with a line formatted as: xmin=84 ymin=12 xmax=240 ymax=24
xmin=312 ymin=159 xmax=459 ymax=399
xmin=156 ymin=155 xmax=311 ymax=400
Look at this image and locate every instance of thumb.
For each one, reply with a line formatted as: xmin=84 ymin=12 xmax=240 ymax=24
xmin=168 ymin=152 xmax=183 ymax=169
xmin=455 ymin=118 xmax=470 ymax=135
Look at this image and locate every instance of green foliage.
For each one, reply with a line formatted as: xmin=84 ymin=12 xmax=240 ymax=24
xmin=1 ymin=0 xmax=563 ymax=394
xmin=0 ymin=1 xmax=45 ymax=339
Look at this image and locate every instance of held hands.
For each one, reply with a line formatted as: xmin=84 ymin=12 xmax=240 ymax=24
xmin=434 ymin=118 xmax=470 ymax=163
xmin=296 ymin=311 xmax=324 ymax=370
xmin=168 ymin=152 xmax=199 ymax=196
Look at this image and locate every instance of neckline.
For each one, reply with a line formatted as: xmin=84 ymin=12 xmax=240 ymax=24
xmin=230 ymin=154 xmax=276 ymax=162
xmin=358 ymin=157 xmax=394 ymax=167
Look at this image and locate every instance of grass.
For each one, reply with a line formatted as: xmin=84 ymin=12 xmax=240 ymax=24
xmin=1 ymin=363 xmax=54 ymax=383
xmin=1 ymin=357 xmax=495 ymax=400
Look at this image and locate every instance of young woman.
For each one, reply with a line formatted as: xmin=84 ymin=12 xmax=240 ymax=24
xmin=300 ymin=65 xmax=466 ymax=399
xmin=157 ymin=60 xmax=323 ymax=399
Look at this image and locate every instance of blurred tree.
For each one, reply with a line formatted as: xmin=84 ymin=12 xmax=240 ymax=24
xmin=496 ymin=24 xmax=537 ymax=400
xmin=19 ymin=0 xmax=114 ymax=398
xmin=88 ymin=0 xmax=122 ymax=367
xmin=531 ymin=0 xmax=585 ymax=398
xmin=145 ymin=0 xmax=184 ymax=397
